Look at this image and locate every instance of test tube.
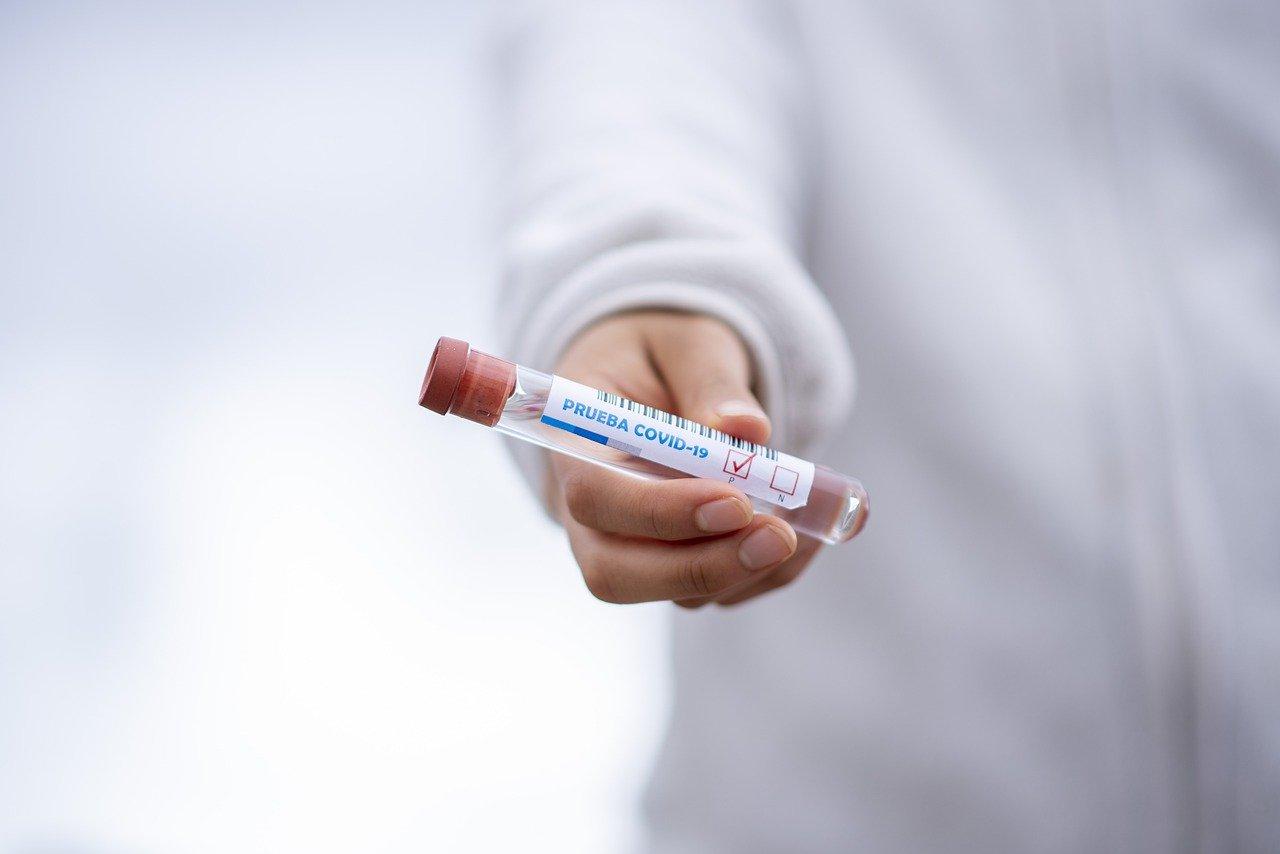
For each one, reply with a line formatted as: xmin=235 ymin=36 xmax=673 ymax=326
xmin=419 ymin=337 xmax=868 ymax=545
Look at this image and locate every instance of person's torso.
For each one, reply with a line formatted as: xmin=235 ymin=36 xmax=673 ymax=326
xmin=645 ymin=2 xmax=1280 ymax=852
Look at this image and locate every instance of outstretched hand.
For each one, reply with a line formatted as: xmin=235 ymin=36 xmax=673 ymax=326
xmin=550 ymin=311 xmax=821 ymax=608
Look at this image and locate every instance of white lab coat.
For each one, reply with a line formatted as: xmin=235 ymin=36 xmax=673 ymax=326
xmin=495 ymin=1 xmax=1280 ymax=851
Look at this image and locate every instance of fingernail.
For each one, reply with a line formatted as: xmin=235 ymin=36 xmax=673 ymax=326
xmin=695 ymin=497 xmax=752 ymax=534
xmin=715 ymin=400 xmax=766 ymax=420
xmin=738 ymin=524 xmax=795 ymax=571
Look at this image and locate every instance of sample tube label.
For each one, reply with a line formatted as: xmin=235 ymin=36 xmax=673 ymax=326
xmin=541 ymin=375 xmax=815 ymax=509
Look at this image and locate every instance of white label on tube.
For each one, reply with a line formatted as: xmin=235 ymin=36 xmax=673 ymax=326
xmin=542 ymin=375 xmax=814 ymax=509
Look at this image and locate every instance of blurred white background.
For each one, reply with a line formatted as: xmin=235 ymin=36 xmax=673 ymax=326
xmin=0 ymin=2 xmax=669 ymax=851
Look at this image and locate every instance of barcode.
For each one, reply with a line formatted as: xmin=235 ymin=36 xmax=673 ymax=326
xmin=596 ymin=389 xmax=778 ymax=461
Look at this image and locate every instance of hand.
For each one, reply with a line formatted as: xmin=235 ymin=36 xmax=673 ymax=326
xmin=549 ymin=311 xmax=821 ymax=607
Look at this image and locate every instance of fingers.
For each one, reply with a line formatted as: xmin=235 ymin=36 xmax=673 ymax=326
xmin=646 ymin=317 xmax=772 ymax=446
xmin=565 ymin=515 xmax=799 ymax=604
xmin=711 ymin=535 xmax=823 ymax=607
xmin=552 ymin=456 xmax=753 ymax=540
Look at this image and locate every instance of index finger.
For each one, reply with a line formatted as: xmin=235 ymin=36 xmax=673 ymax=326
xmin=551 ymin=454 xmax=754 ymax=541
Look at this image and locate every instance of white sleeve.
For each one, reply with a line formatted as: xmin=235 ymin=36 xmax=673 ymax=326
xmin=492 ymin=0 xmax=854 ymax=495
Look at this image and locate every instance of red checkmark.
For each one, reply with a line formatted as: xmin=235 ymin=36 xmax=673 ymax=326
xmin=724 ymin=450 xmax=755 ymax=477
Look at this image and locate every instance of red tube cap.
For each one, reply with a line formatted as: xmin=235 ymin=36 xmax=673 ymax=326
xmin=420 ymin=337 xmax=470 ymax=415
xmin=419 ymin=336 xmax=517 ymax=427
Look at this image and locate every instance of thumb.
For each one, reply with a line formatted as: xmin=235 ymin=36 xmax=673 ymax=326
xmin=647 ymin=316 xmax=772 ymax=446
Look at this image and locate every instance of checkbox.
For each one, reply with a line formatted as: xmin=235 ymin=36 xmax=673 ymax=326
xmin=723 ymin=449 xmax=755 ymax=478
xmin=770 ymin=466 xmax=799 ymax=495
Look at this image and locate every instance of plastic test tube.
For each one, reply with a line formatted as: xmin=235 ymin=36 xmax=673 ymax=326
xmin=418 ymin=337 xmax=869 ymax=545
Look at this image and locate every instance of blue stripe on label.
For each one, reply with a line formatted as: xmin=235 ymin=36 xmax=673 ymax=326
xmin=540 ymin=414 xmax=610 ymax=445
